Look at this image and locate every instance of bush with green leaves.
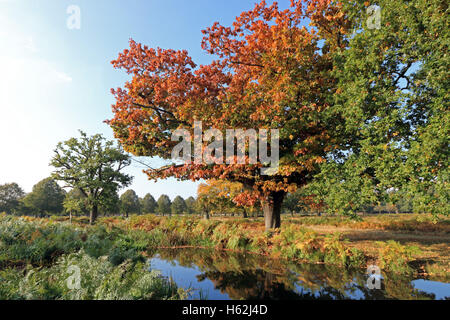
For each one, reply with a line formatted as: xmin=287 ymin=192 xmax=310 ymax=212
xmin=0 ymin=250 xmax=185 ymax=300
xmin=0 ymin=215 xmax=144 ymax=267
xmin=0 ymin=215 xmax=83 ymax=266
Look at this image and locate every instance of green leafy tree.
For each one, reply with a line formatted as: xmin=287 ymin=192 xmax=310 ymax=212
xmin=65 ymin=188 xmax=89 ymax=214
xmin=64 ymin=187 xmax=119 ymax=217
xmin=307 ymin=0 xmax=449 ymax=217
xmin=140 ymin=193 xmax=157 ymax=214
xmin=22 ymin=178 xmax=65 ymax=216
xmin=282 ymin=192 xmax=302 ymax=215
xmin=50 ymin=131 xmax=132 ymax=224
xmin=396 ymin=193 xmax=413 ymax=214
xmin=156 ymin=194 xmax=171 ymax=216
xmin=185 ymin=196 xmax=197 ymax=215
xmin=171 ymin=196 xmax=187 ymax=215
xmin=100 ymin=190 xmax=121 ymax=216
xmin=63 ymin=195 xmax=83 ymax=223
xmin=120 ymin=189 xmax=141 ymax=217
xmin=0 ymin=183 xmax=25 ymax=214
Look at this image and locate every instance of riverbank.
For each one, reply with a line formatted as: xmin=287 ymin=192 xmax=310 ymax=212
xmin=119 ymin=214 xmax=449 ymax=280
xmin=1 ymin=212 xmax=448 ymax=298
xmin=89 ymin=213 xmax=449 ymax=279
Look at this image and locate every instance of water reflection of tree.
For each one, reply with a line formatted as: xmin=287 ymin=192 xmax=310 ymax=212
xmin=198 ymin=270 xmax=362 ymax=300
xmin=152 ymin=249 xmax=436 ymax=300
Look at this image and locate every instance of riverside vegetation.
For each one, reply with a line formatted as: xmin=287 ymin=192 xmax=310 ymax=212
xmin=0 ymin=214 xmax=186 ymax=300
xmin=0 ymin=212 xmax=448 ymax=300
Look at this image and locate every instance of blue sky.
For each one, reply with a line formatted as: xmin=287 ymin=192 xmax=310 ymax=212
xmin=0 ymin=0 xmax=291 ymax=199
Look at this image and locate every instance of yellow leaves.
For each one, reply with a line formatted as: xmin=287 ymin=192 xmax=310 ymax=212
xmin=294 ymin=234 xmax=321 ymax=253
xmin=287 ymin=184 xmax=297 ymax=193
xmin=315 ymin=157 xmax=326 ymax=164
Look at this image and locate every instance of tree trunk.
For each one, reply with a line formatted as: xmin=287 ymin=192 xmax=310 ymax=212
xmin=89 ymin=205 xmax=98 ymax=225
xmin=261 ymin=191 xmax=285 ymax=231
xmin=243 ymin=208 xmax=248 ymax=218
xmin=69 ymin=212 xmax=72 ymax=224
xmin=204 ymin=211 xmax=210 ymax=220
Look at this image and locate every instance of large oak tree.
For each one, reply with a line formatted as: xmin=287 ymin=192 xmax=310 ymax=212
xmin=108 ymin=0 xmax=448 ymax=229
xmin=108 ymin=0 xmax=349 ymax=230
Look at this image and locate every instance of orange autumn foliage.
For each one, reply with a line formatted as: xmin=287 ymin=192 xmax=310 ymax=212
xmin=108 ymin=0 xmax=350 ymax=210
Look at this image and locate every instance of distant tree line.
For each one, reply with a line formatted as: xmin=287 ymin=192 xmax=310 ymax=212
xmin=0 ymin=131 xmax=438 ymax=220
xmin=281 ymin=188 xmax=416 ymax=216
xmin=0 ymin=179 xmax=430 ymax=219
xmin=0 ymin=132 xmax=199 ymax=220
xmin=195 ymin=180 xmax=420 ymax=218
xmin=0 ymin=180 xmax=200 ymax=218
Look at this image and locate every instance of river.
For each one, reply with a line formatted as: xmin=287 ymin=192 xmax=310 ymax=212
xmin=147 ymin=248 xmax=450 ymax=300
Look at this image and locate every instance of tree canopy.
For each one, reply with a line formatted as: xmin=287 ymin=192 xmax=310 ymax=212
xmin=307 ymin=0 xmax=449 ymax=217
xmin=156 ymin=195 xmax=172 ymax=216
xmin=171 ymin=196 xmax=187 ymax=215
xmin=141 ymin=193 xmax=157 ymax=214
xmin=63 ymin=190 xmax=85 ymax=223
xmin=108 ymin=0 xmax=449 ymax=229
xmin=51 ymin=131 xmax=132 ymax=224
xmin=120 ymin=189 xmax=141 ymax=216
xmin=0 ymin=183 xmax=25 ymax=214
xmin=22 ymin=178 xmax=65 ymax=216
xmin=109 ymin=0 xmax=347 ymax=229
xmin=184 ymin=196 xmax=197 ymax=215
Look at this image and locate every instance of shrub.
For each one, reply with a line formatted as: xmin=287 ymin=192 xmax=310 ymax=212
xmin=377 ymin=241 xmax=420 ymax=274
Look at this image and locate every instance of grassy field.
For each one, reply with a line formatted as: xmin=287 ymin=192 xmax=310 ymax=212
xmin=0 ymin=212 xmax=448 ymax=299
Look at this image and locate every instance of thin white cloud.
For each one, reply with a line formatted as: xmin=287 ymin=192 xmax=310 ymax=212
xmin=55 ymin=70 xmax=73 ymax=83
xmin=0 ymin=57 xmax=72 ymax=90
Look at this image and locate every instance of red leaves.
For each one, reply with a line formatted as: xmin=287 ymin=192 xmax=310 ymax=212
xmin=108 ymin=0 xmax=350 ymax=195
